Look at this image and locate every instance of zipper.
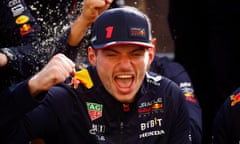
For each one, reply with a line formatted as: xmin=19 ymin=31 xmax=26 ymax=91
xmin=120 ymin=121 xmax=124 ymax=144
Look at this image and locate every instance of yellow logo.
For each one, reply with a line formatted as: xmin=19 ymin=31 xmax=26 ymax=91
xmin=69 ymin=69 xmax=94 ymax=89
xmin=16 ymin=15 xmax=29 ymax=24
xmin=230 ymin=93 xmax=240 ymax=107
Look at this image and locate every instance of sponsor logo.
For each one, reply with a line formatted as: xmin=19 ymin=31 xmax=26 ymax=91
xmin=89 ymin=124 xmax=106 ymax=141
xmin=16 ymin=15 xmax=29 ymax=24
xmin=138 ymin=98 xmax=163 ymax=117
xmin=123 ymin=104 xmax=130 ymax=112
xmin=140 ymin=117 xmax=162 ymax=131
xmin=179 ymin=82 xmax=197 ymax=103
xmin=139 ymin=130 xmax=165 ymax=138
xmin=139 ymin=117 xmax=165 ymax=138
xmin=138 ymin=103 xmax=163 ymax=113
xmin=87 ymin=102 xmax=103 ymax=121
xmin=146 ymin=72 xmax=161 ymax=86
xmin=8 ymin=0 xmax=24 ymax=16
xmin=11 ymin=4 xmax=24 ymax=17
xmin=179 ymin=82 xmax=192 ymax=88
xmin=8 ymin=0 xmax=21 ymax=7
xmin=20 ymin=24 xmax=34 ymax=36
xmin=130 ymin=28 xmax=145 ymax=38
xmin=230 ymin=92 xmax=240 ymax=107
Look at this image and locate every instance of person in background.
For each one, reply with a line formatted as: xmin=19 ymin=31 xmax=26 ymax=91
xmin=0 ymin=0 xmax=41 ymax=91
xmin=150 ymin=55 xmax=202 ymax=144
xmin=0 ymin=7 xmax=191 ymax=144
xmin=0 ymin=0 xmax=113 ymax=143
xmin=211 ymin=87 xmax=240 ymax=144
xmin=0 ymin=0 xmax=114 ymax=92
xmin=0 ymin=53 xmax=76 ymax=143
xmin=25 ymin=0 xmax=124 ymax=65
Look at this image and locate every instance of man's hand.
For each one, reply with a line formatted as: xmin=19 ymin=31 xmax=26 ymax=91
xmin=0 ymin=53 xmax=8 ymax=67
xmin=81 ymin=0 xmax=113 ymax=26
xmin=68 ymin=0 xmax=113 ymax=46
xmin=28 ymin=53 xmax=75 ymax=96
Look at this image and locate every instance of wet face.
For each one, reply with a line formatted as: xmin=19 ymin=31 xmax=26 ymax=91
xmin=88 ymin=44 xmax=154 ymax=103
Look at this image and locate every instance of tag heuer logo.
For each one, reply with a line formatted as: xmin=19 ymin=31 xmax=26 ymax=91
xmin=87 ymin=102 xmax=103 ymax=121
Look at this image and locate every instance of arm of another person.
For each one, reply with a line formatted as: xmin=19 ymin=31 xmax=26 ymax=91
xmin=150 ymin=56 xmax=202 ymax=144
xmin=68 ymin=0 xmax=113 ymax=47
xmin=166 ymin=81 xmax=192 ymax=144
xmin=0 ymin=0 xmax=41 ymax=76
xmin=49 ymin=0 xmax=113 ymax=63
xmin=0 ymin=54 xmax=75 ymax=127
xmin=212 ymin=87 xmax=240 ymax=144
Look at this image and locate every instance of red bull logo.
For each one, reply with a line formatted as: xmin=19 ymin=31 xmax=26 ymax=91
xmin=230 ymin=92 xmax=240 ymax=107
xmin=130 ymin=28 xmax=145 ymax=37
xmin=20 ymin=24 xmax=34 ymax=36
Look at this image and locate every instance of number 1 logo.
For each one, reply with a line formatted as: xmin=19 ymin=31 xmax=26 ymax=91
xmin=105 ymin=26 xmax=114 ymax=39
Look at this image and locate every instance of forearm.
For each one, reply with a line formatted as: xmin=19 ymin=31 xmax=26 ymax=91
xmin=68 ymin=0 xmax=113 ymax=46
xmin=0 ymin=80 xmax=40 ymax=127
xmin=0 ymin=46 xmax=39 ymax=77
xmin=68 ymin=15 xmax=91 ymax=46
xmin=28 ymin=53 xmax=75 ymax=96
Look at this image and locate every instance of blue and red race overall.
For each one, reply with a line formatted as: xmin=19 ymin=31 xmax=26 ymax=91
xmin=0 ymin=66 xmax=190 ymax=144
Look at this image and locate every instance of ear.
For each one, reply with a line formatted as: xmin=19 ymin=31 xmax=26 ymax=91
xmin=88 ymin=47 xmax=96 ymax=66
xmin=151 ymin=37 xmax=157 ymax=53
xmin=149 ymin=38 xmax=157 ymax=61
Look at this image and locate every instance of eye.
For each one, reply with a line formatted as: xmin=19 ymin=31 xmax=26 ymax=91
xmin=105 ymin=52 xmax=117 ymax=57
xmin=132 ymin=52 xmax=143 ymax=56
xmin=132 ymin=49 xmax=145 ymax=56
xmin=103 ymin=50 xmax=118 ymax=57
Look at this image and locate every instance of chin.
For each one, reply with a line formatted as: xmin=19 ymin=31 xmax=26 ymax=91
xmin=116 ymin=96 xmax=135 ymax=103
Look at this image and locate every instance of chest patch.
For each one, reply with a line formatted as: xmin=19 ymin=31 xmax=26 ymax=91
xmin=87 ymin=102 xmax=103 ymax=121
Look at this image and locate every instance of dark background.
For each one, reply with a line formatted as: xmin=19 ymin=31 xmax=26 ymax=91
xmin=126 ymin=0 xmax=240 ymax=143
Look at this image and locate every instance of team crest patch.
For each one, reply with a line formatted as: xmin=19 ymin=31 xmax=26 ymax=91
xmin=87 ymin=102 xmax=103 ymax=121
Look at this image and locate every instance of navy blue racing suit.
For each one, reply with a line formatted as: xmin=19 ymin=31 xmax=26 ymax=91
xmin=0 ymin=0 xmax=41 ymax=91
xmin=150 ymin=56 xmax=202 ymax=144
xmin=212 ymin=87 xmax=240 ymax=144
xmin=0 ymin=66 xmax=191 ymax=144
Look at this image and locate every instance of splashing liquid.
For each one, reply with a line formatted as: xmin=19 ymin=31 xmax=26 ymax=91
xmin=26 ymin=0 xmax=90 ymax=72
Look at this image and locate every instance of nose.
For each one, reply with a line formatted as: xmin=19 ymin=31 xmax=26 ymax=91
xmin=118 ymin=56 xmax=132 ymax=70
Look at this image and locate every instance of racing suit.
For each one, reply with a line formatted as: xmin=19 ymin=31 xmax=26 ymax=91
xmin=0 ymin=66 xmax=191 ymax=144
xmin=150 ymin=56 xmax=202 ymax=144
xmin=212 ymin=87 xmax=240 ymax=144
xmin=0 ymin=0 xmax=41 ymax=91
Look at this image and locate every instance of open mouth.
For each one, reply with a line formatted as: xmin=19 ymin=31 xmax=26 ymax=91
xmin=115 ymin=74 xmax=134 ymax=90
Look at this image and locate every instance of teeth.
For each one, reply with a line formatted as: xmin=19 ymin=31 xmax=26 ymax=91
xmin=117 ymin=75 xmax=132 ymax=79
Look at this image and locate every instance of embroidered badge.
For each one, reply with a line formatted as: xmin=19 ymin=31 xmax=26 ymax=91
xmin=87 ymin=102 xmax=103 ymax=121
xmin=16 ymin=15 xmax=29 ymax=24
xmin=68 ymin=69 xmax=93 ymax=89
xmin=230 ymin=92 xmax=240 ymax=107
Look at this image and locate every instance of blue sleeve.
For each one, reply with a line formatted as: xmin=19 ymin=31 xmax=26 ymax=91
xmin=164 ymin=80 xmax=192 ymax=144
xmin=150 ymin=56 xmax=202 ymax=144
xmin=212 ymin=87 xmax=240 ymax=144
xmin=0 ymin=79 xmax=39 ymax=128
xmin=0 ymin=0 xmax=41 ymax=76
xmin=0 ymin=84 xmax=73 ymax=143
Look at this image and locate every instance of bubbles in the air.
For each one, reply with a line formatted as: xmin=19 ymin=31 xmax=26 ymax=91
xmin=27 ymin=0 xmax=89 ymax=74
